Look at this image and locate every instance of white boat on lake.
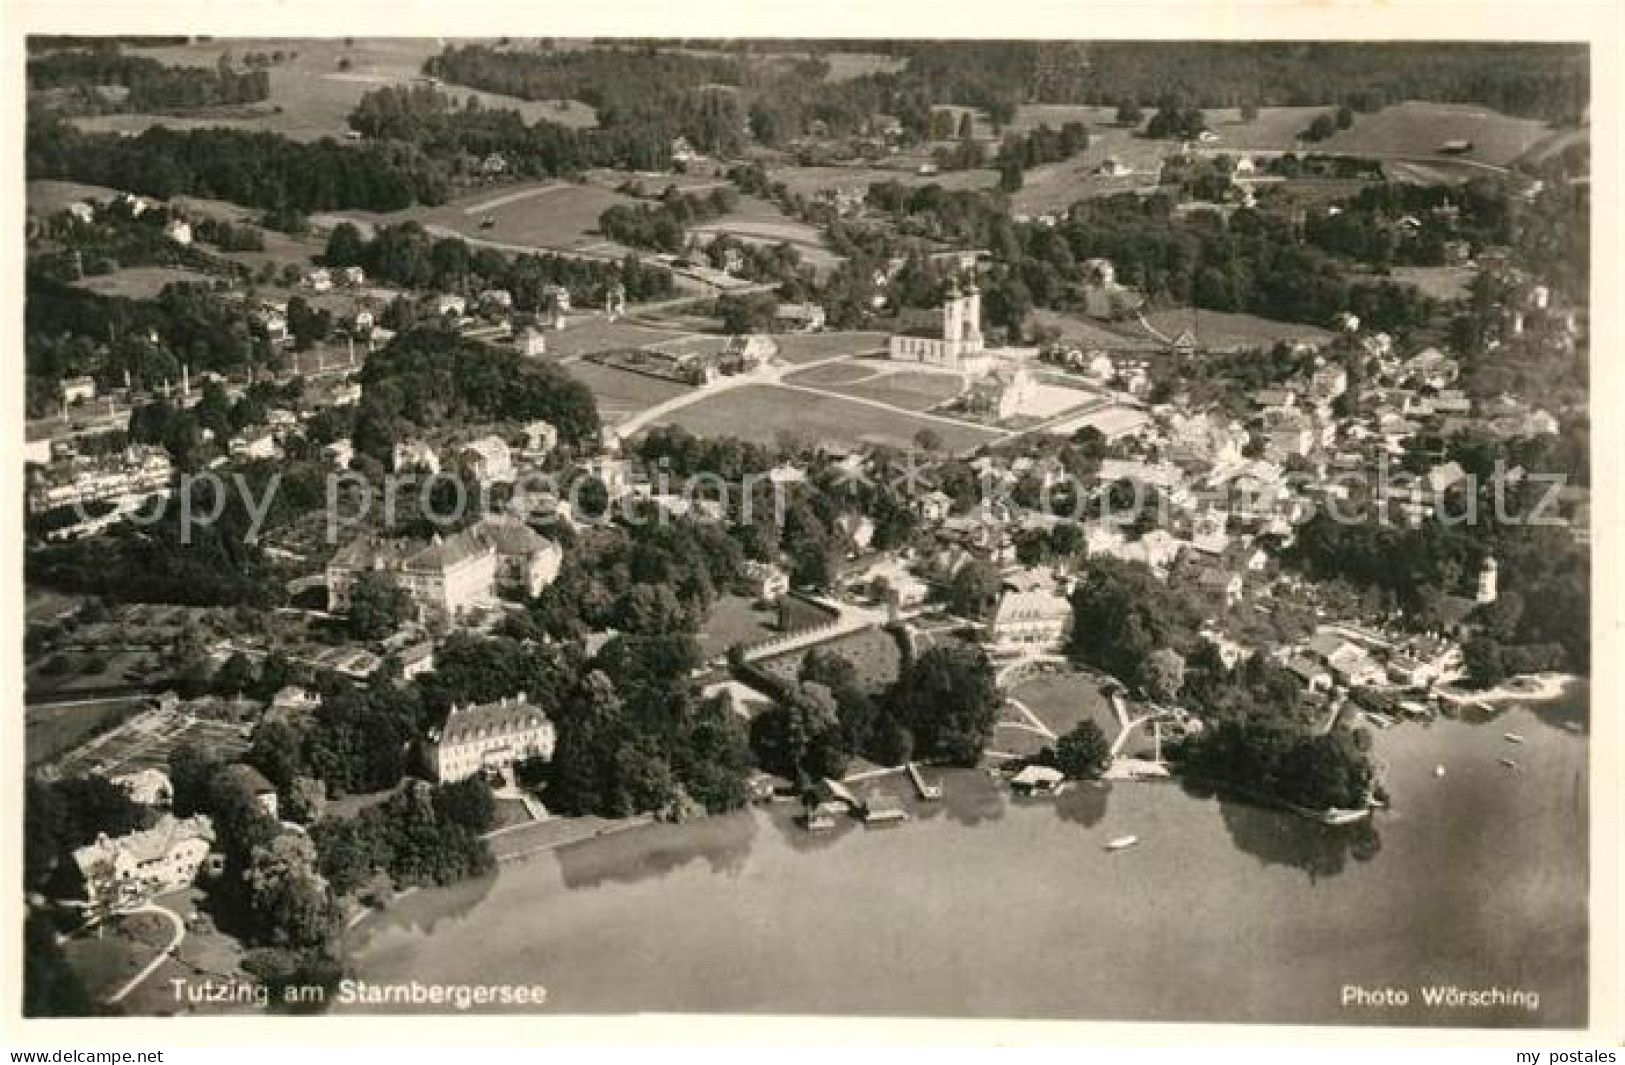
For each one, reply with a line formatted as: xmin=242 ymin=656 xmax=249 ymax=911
xmin=1105 ymin=835 xmax=1140 ymax=852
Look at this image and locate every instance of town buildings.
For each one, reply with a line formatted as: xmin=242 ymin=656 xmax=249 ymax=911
xmin=326 ymin=515 xmax=563 ymax=621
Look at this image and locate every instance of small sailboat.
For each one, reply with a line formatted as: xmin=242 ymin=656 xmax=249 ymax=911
xmin=1503 ymin=732 xmax=1526 ymax=744
xmin=1499 ymin=757 xmax=1519 ymax=770
xmin=1105 ymin=835 xmax=1140 ymax=852
xmin=1433 ymin=764 xmax=1447 ymax=778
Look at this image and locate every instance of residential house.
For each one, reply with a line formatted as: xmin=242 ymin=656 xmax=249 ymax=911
xmin=772 ymin=302 xmax=827 ymax=333
xmin=472 ymin=513 xmax=563 ymax=598
xmin=427 ymin=694 xmax=555 ymax=783
xmin=72 ymin=815 xmax=215 ymax=909
xmin=164 ymin=219 xmax=193 ymax=246
xmin=60 ymin=376 xmax=97 ymax=405
xmin=460 ymin=436 xmax=515 ymax=486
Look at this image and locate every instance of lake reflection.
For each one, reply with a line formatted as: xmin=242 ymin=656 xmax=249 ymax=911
xmin=345 ymin=696 xmax=1586 ymax=1026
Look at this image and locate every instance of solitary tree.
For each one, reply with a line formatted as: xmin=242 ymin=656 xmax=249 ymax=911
xmin=1053 ymin=720 xmax=1113 ymax=779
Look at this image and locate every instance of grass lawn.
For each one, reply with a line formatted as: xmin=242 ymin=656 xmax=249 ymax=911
xmin=697 ymin=594 xmax=783 ymax=659
xmin=989 ymin=722 xmax=1051 ymax=760
xmin=757 ymin=624 xmax=903 ymax=695
xmin=1381 ymin=265 xmax=1478 ymax=301
xmin=491 ymin=797 xmax=536 ymax=832
xmin=827 ymin=370 xmax=965 ymax=412
xmin=1029 ymin=308 xmax=1164 ymax=352
xmin=77 ymin=266 xmax=218 ymax=300
xmin=550 ymin=318 xmax=693 ymax=360
xmin=1319 ymin=101 xmax=1555 ymax=168
xmin=395 ymin=181 xmax=638 ymax=254
xmin=98 ymin=38 xmax=595 ymax=143
xmin=782 ymin=361 xmax=883 ymax=388
xmin=61 ymin=911 xmax=173 ymax=1001
xmin=656 ymin=384 xmax=998 ymax=453
xmin=1010 ymin=670 xmax=1119 ymax=741
xmin=771 ymin=331 xmax=890 ymax=365
xmin=1139 ymin=307 xmax=1332 ymax=350
xmin=566 ymin=360 xmax=692 ymax=425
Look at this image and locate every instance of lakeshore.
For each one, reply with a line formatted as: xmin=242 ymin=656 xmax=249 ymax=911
xmin=341 ymin=684 xmax=1588 ymax=1026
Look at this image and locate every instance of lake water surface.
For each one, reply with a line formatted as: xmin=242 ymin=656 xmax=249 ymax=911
xmin=343 ymin=687 xmax=1588 ymax=1026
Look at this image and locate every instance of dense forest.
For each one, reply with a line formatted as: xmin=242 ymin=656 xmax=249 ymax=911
xmin=27 ymin=112 xmax=448 ymax=212
xmin=28 ymin=47 xmax=270 ymax=112
xmin=699 ymin=40 xmax=1589 ymax=127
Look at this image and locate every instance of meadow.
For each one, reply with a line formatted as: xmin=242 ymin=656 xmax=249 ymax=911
xmin=654 ymin=384 xmax=999 ymax=453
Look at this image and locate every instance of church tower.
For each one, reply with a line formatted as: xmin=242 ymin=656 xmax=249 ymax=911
xmin=961 ymin=275 xmax=983 ymax=346
xmin=941 ymin=275 xmax=964 ymax=352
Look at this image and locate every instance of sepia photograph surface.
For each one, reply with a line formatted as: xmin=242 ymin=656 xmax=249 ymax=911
xmin=6 ymin=7 xmax=1613 ymax=1038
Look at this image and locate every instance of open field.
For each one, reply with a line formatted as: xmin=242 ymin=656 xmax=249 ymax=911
xmin=375 ymin=180 xmax=638 ymax=256
xmin=559 ymin=360 xmax=691 ymax=426
xmin=77 ymin=266 xmax=216 ymax=300
xmin=25 ymin=698 xmax=150 ymax=769
xmin=771 ymin=165 xmax=999 ymax=199
xmin=1320 ymin=101 xmax=1555 ymax=168
xmin=1140 ymin=307 xmax=1333 ymax=350
xmin=1030 ymin=309 xmax=1163 ymax=352
xmin=655 ymin=384 xmax=1000 ymax=452
xmin=1010 ymin=669 xmax=1118 ymax=740
xmin=825 ymin=370 xmax=965 ymax=412
xmin=1382 ymin=265 xmax=1479 ymax=301
xmin=548 ymin=318 xmax=693 ymax=360
xmin=77 ymin=38 xmax=596 ymax=143
xmin=771 ymin=331 xmax=889 ymax=364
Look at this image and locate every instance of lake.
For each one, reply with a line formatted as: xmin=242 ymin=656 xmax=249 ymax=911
xmin=342 ymin=686 xmax=1588 ymax=1027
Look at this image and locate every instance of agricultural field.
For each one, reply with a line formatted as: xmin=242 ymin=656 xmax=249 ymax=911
xmin=822 ymin=370 xmax=966 ymax=412
xmin=78 ymin=38 xmax=597 ymax=143
xmin=384 ymin=180 xmax=639 ymax=256
xmin=1319 ymin=101 xmax=1557 ymax=168
xmin=771 ymin=331 xmax=890 ymax=365
xmin=655 ymin=384 xmax=1000 ymax=453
